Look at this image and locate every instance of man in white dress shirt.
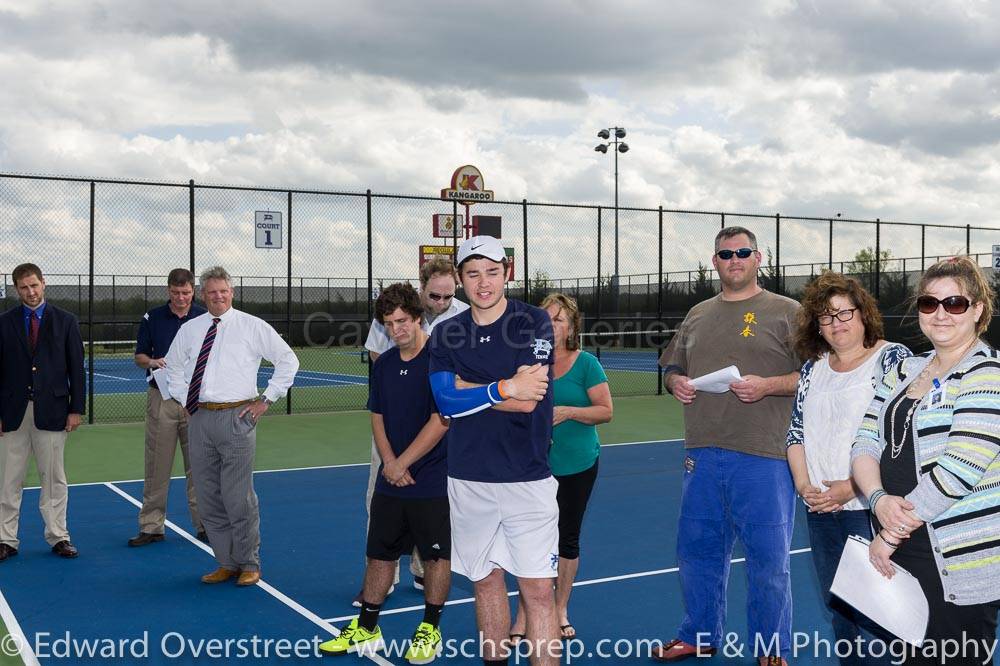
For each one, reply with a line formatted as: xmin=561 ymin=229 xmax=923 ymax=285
xmin=165 ymin=266 xmax=299 ymax=587
xmin=351 ymin=258 xmax=469 ymax=606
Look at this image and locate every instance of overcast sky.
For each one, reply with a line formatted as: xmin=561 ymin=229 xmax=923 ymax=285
xmin=2 ymin=0 xmax=999 ymax=279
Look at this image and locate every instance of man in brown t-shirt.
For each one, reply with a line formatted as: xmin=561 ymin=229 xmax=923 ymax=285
xmin=654 ymin=227 xmax=800 ymax=666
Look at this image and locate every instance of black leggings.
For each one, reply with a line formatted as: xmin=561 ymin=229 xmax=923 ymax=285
xmin=555 ymin=459 xmax=599 ymax=559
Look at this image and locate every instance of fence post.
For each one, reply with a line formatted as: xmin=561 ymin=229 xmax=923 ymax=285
xmin=775 ymin=213 xmax=781 ymax=294
xmin=828 ymin=219 xmax=833 ymax=270
xmin=366 ymin=190 xmax=373 ymax=362
xmin=189 ymin=179 xmax=195 ymax=273
xmin=875 ymin=218 xmax=881 ymax=300
xmin=966 ymin=224 xmax=971 ymax=255
xmin=596 ymin=207 xmax=602 ymax=336
xmin=720 ymin=212 xmax=725 ymax=230
xmin=88 ymin=182 xmax=95 ymax=424
xmin=921 ymin=224 xmax=926 ymax=270
xmin=286 ymin=190 xmax=293 ymax=415
xmin=522 ymin=199 xmax=529 ymax=302
xmin=657 ymin=206 xmax=664 ymax=397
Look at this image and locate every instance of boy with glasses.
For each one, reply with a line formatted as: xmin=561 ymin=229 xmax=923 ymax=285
xmin=656 ymin=227 xmax=802 ymax=665
xmin=351 ymin=258 xmax=469 ymax=605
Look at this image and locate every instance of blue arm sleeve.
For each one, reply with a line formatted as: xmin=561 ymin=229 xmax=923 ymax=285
xmin=430 ymin=371 xmax=503 ymax=418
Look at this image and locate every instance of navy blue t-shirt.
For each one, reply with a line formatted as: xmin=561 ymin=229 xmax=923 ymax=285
xmin=429 ymin=298 xmax=554 ymax=483
xmin=367 ymin=345 xmax=447 ymax=498
xmin=135 ymin=302 xmax=207 ymax=383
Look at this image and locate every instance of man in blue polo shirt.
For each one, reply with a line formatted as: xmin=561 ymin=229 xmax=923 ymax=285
xmin=429 ymin=236 xmax=559 ymax=666
xmin=321 ymin=283 xmax=451 ymax=664
xmin=128 ymin=268 xmax=207 ymax=546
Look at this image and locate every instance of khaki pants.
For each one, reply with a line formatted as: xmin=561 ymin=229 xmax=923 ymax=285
xmin=138 ymin=386 xmax=202 ymax=534
xmin=366 ymin=438 xmax=423 ymax=584
xmin=0 ymin=402 xmax=70 ymax=548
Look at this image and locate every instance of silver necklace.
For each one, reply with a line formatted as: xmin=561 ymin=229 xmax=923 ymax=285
xmin=889 ymin=393 xmax=921 ymax=460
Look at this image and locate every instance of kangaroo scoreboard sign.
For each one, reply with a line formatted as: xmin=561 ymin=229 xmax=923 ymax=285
xmin=440 ymin=165 xmax=494 ymax=203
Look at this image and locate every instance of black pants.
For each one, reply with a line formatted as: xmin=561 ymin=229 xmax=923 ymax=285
xmin=555 ymin=459 xmax=599 ymax=559
xmin=891 ymin=532 xmax=999 ymax=665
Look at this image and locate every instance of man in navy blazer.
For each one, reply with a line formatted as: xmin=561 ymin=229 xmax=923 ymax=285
xmin=0 ymin=263 xmax=85 ymax=561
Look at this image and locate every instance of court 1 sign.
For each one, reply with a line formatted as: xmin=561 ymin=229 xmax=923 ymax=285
xmin=440 ymin=165 xmax=494 ymax=204
xmin=994 ymin=244 xmax=1000 ymax=271
xmin=255 ymin=211 xmax=283 ymax=249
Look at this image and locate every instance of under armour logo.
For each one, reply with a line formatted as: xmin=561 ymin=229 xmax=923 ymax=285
xmin=400 ymin=369 xmax=408 ymax=375
xmin=431 ymin=543 xmax=441 ymax=550
xmin=480 ymin=336 xmax=491 ymax=343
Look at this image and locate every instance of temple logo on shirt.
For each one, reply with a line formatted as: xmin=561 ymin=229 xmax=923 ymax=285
xmin=740 ymin=311 xmax=757 ymax=338
xmin=479 ymin=335 xmax=491 ymax=343
xmin=532 ymin=338 xmax=553 ymax=360
xmin=549 ymin=553 xmax=559 ymax=570
xmin=399 ymin=369 xmax=408 ymax=376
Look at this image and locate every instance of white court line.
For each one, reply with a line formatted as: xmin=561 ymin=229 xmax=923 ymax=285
xmin=26 ymin=438 xmax=675 ymax=491
xmin=103 ymin=482 xmax=396 ymax=666
xmin=0 ymin=587 xmax=39 ymax=666
xmin=322 ymin=547 xmax=814 ymax=624
xmin=90 ymin=371 xmax=137 ymax=381
xmin=26 ymin=461 xmax=369 ymax=491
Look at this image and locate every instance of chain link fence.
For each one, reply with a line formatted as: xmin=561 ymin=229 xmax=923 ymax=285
xmin=3 ymin=172 xmax=999 ymax=422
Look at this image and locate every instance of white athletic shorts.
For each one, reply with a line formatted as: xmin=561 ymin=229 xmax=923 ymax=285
xmin=447 ymin=476 xmax=560 ymax=582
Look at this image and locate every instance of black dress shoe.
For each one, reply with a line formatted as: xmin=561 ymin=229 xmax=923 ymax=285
xmin=128 ymin=532 xmax=165 ymax=547
xmin=196 ymin=530 xmax=209 ymax=543
xmin=0 ymin=544 xmax=17 ymax=561
xmin=51 ymin=540 xmax=79 ymax=558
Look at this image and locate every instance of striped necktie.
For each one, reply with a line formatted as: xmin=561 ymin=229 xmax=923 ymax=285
xmin=185 ymin=317 xmax=221 ymax=415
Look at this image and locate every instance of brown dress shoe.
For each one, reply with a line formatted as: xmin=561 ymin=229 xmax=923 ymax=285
xmin=51 ymin=540 xmax=79 ymax=558
xmin=236 ymin=570 xmax=261 ymax=586
xmin=201 ymin=567 xmax=238 ymax=584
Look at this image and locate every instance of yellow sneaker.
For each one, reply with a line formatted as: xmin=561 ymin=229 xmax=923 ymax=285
xmin=318 ymin=618 xmax=384 ymax=656
xmin=405 ymin=622 xmax=442 ymax=664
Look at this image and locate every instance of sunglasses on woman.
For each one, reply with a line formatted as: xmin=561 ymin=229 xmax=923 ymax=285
xmin=916 ymin=295 xmax=972 ymax=315
xmin=715 ymin=247 xmax=755 ymax=260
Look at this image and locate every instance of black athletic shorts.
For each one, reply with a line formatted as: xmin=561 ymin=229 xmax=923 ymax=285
xmin=366 ymin=493 xmax=451 ymax=562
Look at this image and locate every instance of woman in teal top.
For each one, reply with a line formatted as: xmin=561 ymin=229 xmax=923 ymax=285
xmin=510 ymin=293 xmax=613 ymax=643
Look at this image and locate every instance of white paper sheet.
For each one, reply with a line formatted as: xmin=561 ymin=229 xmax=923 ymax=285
xmin=151 ymin=368 xmax=172 ymax=401
xmin=830 ymin=535 xmax=928 ymax=646
xmin=689 ymin=365 xmax=742 ymax=393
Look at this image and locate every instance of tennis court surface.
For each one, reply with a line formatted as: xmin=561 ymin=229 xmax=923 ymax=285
xmin=0 ymin=438 xmax=908 ymax=665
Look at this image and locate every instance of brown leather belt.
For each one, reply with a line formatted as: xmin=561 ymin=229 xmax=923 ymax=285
xmin=198 ymin=399 xmax=254 ymax=411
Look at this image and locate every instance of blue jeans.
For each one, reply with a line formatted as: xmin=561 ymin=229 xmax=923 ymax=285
xmin=806 ymin=509 xmax=893 ymax=666
xmin=676 ymin=447 xmax=796 ymax=659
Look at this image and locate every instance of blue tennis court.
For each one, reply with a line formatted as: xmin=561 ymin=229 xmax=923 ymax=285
xmin=84 ymin=357 xmax=368 ymax=395
xmin=0 ymin=440 xmax=925 ymax=664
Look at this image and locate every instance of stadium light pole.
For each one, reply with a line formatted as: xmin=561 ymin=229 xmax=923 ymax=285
xmin=594 ymin=127 xmax=628 ymax=277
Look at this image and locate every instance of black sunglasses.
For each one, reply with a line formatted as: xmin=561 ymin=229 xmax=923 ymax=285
xmin=426 ymin=292 xmax=454 ymax=302
xmin=916 ymin=295 xmax=972 ymax=315
xmin=716 ymin=247 xmax=755 ymax=260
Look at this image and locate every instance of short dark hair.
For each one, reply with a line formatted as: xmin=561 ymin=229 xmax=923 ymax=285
xmin=167 ymin=268 xmax=195 ymax=288
xmin=11 ymin=263 xmax=43 ymax=286
xmin=375 ymin=282 xmax=423 ymax=323
xmin=795 ymin=271 xmax=883 ymax=361
xmin=714 ymin=226 xmax=758 ymax=251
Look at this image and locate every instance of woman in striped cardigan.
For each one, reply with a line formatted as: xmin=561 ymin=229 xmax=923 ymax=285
xmin=851 ymin=256 xmax=1000 ymax=664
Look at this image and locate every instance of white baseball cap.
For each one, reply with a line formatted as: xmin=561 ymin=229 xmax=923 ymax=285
xmin=456 ymin=235 xmax=505 ymax=266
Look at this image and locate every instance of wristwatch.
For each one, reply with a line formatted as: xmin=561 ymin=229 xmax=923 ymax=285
xmin=258 ymin=396 xmax=274 ymax=406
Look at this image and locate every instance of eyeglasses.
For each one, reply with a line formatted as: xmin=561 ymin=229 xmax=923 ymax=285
xmin=426 ymin=293 xmax=454 ymax=302
xmin=715 ymin=247 xmax=755 ymax=260
xmin=916 ymin=295 xmax=972 ymax=315
xmin=817 ymin=308 xmax=857 ymax=326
